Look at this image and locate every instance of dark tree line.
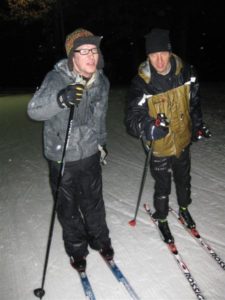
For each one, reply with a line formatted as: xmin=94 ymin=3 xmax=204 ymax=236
xmin=0 ymin=0 xmax=224 ymax=88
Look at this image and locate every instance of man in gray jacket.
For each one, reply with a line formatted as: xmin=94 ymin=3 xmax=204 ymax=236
xmin=27 ymin=28 xmax=114 ymax=272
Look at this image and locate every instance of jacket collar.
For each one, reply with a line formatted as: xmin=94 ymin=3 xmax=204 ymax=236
xmin=138 ymin=53 xmax=184 ymax=84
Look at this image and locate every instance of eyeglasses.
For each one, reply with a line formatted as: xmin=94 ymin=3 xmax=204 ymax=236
xmin=74 ymin=48 xmax=98 ymax=55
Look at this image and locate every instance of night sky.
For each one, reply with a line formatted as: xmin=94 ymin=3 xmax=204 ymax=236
xmin=1 ymin=0 xmax=225 ymax=88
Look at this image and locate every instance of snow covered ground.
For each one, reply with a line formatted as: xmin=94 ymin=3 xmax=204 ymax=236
xmin=1 ymin=83 xmax=225 ymax=300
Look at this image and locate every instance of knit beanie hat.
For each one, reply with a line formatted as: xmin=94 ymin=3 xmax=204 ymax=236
xmin=145 ymin=28 xmax=172 ymax=55
xmin=65 ymin=28 xmax=104 ymax=71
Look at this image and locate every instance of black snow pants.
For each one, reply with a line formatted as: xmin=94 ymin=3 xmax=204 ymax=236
xmin=48 ymin=152 xmax=111 ymax=258
xmin=150 ymin=146 xmax=192 ymax=219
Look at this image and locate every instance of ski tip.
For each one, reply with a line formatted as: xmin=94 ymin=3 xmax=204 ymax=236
xmin=129 ymin=219 xmax=136 ymax=227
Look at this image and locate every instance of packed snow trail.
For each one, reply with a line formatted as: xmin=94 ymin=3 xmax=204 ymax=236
xmin=0 ymin=85 xmax=225 ymax=299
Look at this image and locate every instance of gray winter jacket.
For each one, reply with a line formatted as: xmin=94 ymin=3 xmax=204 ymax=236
xmin=27 ymin=59 xmax=109 ymax=162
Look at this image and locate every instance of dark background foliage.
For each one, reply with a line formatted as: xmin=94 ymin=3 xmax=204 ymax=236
xmin=1 ymin=0 xmax=225 ymax=88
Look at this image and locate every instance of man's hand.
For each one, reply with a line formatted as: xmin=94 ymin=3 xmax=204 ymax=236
xmin=98 ymin=144 xmax=108 ymax=165
xmin=192 ymin=123 xmax=212 ymax=141
xmin=145 ymin=113 xmax=169 ymax=141
xmin=57 ymin=83 xmax=85 ymax=108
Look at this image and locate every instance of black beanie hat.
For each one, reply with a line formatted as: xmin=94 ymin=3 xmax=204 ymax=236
xmin=145 ymin=28 xmax=172 ymax=55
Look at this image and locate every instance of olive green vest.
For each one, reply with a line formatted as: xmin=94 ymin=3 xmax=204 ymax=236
xmin=147 ymin=84 xmax=192 ymax=158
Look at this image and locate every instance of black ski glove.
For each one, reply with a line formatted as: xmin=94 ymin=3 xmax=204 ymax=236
xmin=144 ymin=113 xmax=169 ymax=141
xmin=57 ymin=83 xmax=84 ymax=108
xmin=192 ymin=123 xmax=212 ymax=142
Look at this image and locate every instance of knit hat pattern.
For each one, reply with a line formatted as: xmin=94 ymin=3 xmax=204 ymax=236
xmin=65 ymin=28 xmax=103 ymax=71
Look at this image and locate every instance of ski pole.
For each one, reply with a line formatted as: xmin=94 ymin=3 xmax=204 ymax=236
xmin=129 ymin=141 xmax=152 ymax=226
xmin=34 ymin=105 xmax=75 ymax=299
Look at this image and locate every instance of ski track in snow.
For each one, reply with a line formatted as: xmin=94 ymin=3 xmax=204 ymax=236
xmin=1 ymin=85 xmax=225 ymax=300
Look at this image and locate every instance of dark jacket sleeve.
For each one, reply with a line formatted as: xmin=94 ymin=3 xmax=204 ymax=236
xmin=125 ymin=76 xmax=152 ymax=139
xmin=189 ymin=65 xmax=203 ymax=132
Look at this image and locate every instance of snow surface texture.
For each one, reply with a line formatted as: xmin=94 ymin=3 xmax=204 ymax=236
xmin=0 ymin=84 xmax=225 ymax=300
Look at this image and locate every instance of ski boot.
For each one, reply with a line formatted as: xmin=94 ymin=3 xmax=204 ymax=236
xmin=70 ymin=256 xmax=86 ymax=272
xmin=179 ymin=207 xmax=196 ymax=229
xmin=100 ymin=245 xmax=114 ymax=261
xmin=158 ymin=219 xmax=174 ymax=244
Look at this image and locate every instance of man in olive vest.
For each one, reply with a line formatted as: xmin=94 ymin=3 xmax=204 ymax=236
xmin=125 ymin=28 xmax=211 ymax=243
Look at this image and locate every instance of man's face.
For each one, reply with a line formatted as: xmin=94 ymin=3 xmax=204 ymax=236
xmin=72 ymin=44 xmax=99 ymax=78
xmin=148 ymin=51 xmax=171 ymax=75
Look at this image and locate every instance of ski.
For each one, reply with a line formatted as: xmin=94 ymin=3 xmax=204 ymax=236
xmin=169 ymin=206 xmax=225 ymax=271
xmin=144 ymin=204 xmax=205 ymax=300
xmin=77 ymin=270 xmax=96 ymax=300
xmin=100 ymin=254 xmax=140 ymax=300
